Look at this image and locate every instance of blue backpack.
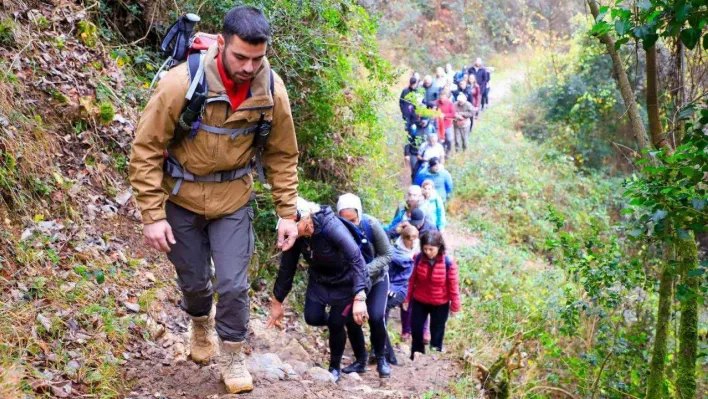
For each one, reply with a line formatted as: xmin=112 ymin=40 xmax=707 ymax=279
xmin=337 ymin=216 xmax=375 ymax=264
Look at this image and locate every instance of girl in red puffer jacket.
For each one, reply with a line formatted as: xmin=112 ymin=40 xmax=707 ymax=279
xmin=404 ymin=231 xmax=461 ymax=359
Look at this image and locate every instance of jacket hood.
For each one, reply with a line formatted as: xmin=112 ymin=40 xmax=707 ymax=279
xmin=312 ymin=205 xmax=336 ymax=235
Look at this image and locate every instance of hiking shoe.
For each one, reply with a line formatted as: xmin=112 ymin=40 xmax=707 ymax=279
xmin=329 ymin=367 xmax=342 ymax=383
xmin=219 ymin=340 xmax=253 ymax=394
xmin=189 ymin=307 xmax=217 ymax=364
xmin=376 ymin=355 xmax=391 ymax=378
xmin=387 ymin=351 xmax=399 ymax=366
xmin=342 ymin=354 xmax=368 ymax=374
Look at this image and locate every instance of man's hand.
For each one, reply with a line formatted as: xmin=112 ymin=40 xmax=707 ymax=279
xmin=401 ymin=301 xmax=409 ymax=311
xmin=266 ymin=298 xmax=285 ymax=329
xmin=277 ymin=218 xmax=298 ymax=251
xmin=352 ymin=300 xmax=369 ymax=326
xmin=143 ymin=220 xmax=176 ymax=252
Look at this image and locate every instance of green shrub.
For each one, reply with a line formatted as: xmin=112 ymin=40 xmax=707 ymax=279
xmin=0 ymin=18 xmax=15 ymax=48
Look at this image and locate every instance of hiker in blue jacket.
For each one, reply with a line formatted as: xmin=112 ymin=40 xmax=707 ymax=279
xmin=386 ymin=185 xmax=423 ymax=238
xmin=414 ymin=157 xmax=453 ymax=202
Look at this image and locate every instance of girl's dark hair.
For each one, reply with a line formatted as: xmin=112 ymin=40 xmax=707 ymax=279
xmin=223 ymin=6 xmax=271 ymax=45
xmin=420 ymin=230 xmax=446 ymax=255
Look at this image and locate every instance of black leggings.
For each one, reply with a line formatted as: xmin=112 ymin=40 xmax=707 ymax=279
xmin=346 ymin=275 xmax=389 ymax=359
xmin=410 ymin=299 xmax=450 ymax=358
xmin=384 ymin=290 xmax=406 ymax=360
xmin=303 ymin=282 xmax=351 ymax=370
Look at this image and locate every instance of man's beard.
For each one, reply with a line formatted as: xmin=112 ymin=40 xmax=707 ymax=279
xmin=221 ymin=52 xmax=253 ymax=83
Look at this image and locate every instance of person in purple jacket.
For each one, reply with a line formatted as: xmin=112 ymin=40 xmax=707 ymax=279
xmin=383 ymin=225 xmax=419 ymax=365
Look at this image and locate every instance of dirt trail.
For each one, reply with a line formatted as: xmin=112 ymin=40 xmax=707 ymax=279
xmin=123 ymin=289 xmax=461 ymax=399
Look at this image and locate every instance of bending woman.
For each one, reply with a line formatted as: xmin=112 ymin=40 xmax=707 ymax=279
xmin=268 ymin=198 xmax=369 ymax=382
xmin=337 ymin=194 xmax=394 ymax=378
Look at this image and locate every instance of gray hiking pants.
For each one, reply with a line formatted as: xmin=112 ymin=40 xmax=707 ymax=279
xmin=454 ymin=124 xmax=470 ymax=151
xmin=166 ymin=200 xmax=254 ymax=343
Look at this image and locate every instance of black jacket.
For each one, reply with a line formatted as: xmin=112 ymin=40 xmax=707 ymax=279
xmin=274 ymin=206 xmax=369 ymax=303
xmin=452 ymin=85 xmax=473 ymax=105
xmin=468 ymin=67 xmax=490 ymax=88
xmin=400 ymin=86 xmax=417 ymax=121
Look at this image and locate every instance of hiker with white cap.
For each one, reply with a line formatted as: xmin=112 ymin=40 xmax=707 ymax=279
xmin=337 ymin=193 xmax=394 ymax=378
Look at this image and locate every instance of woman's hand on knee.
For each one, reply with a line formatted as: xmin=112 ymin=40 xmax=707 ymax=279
xmin=352 ymin=300 xmax=369 ymax=326
xmin=267 ymin=297 xmax=285 ymax=329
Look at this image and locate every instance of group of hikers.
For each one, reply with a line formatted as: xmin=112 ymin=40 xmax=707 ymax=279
xmin=400 ymin=60 xmax=491 ymax=183
xmin=128 ymin=6 xmax=461 ymax=395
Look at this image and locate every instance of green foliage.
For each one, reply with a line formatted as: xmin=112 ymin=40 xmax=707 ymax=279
xmin=592 ymin=0 xmax=708 ymax=51
xmin=0 ymin=17 xmax=15 ymax=48
xmin=515 ymin=17 xmax=639 ymax=169
xmin=99 ymin=102 xmax=115 ymax=124
xmin=623 ymin=106 xmax=708 ymax=244
xmin=77 ymin=20 xmax=98 ymax=47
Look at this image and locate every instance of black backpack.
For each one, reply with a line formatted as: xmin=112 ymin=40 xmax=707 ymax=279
xmin=322 ymin=216 xmax=375 ymax=264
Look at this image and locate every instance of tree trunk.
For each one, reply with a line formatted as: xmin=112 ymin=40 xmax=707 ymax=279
xmin=646 ymin=264 xmax=674 ymax=399
xmin=645 ymin=46 xmax=673 ymax=152
xmin=670 ymin=38 xmax=687 ymax=146
xmin=677 ymin=237 xmax=699 ymax=399
xmin=586 ymin=0 xmax=649 ymax=152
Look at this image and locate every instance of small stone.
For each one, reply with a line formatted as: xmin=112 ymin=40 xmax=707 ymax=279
xmin=64 ymin=360 xmax=80 ymax=378
xmin=343 ymin=372 xmax=362 ymax=382
xmin=280 ymin=338 xmax=311 ymax=363
xmin=36 ymin=314 xmax=52 ymax=331
xmin=115 ymin=189 xmax=133 ymax=206
xmin=50 ymin=383 xmax=71 ymax=398
xmin=306 ymin=367 xmax=336 ymax=384
xmin=124 ymin=302 xmax=140 ymax=313
xmin=289 ymin=359 xmax=309 ymax=376
xmin=256 ymin=367 xmax=285 ymax=382
xmin=60 ymin=282 xmax=76 ymax=292
xmin=20 ymin=228 xmax=34 ymax=241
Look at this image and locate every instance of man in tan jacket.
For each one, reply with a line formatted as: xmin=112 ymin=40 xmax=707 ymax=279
xmin=129 ymin=6 xmax=299 ymax=394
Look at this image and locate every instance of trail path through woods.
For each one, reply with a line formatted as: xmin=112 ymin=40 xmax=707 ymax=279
xmin=122 ymin=72 xmax=521 ymax=399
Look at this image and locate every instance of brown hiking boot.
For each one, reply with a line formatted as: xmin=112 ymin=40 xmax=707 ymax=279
xmin=189 ymin=307 xmax=217 ymax=364
xmin=219 ymin=340 xmax=253 ymax=394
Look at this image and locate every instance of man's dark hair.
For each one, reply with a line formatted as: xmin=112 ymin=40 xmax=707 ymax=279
xmin=420 ymin=230 xmax=446 ymax=255
xmin=223 ymin=6 xmax=271 ymax=45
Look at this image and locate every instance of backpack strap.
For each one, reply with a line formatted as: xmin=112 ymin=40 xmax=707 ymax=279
xmin=165 ymin=153 xmax=253 ymax=195
xmin=185 ymin=52 xmax=208 ymax=101
xmin=360 ymin=216 xmax=374 ymax=245
xmin=252 ymin=69 xmax=276 ymax=184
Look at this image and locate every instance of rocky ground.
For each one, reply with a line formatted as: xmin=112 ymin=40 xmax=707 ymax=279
xmin=122 ymin=290 xmax=462 ymax=399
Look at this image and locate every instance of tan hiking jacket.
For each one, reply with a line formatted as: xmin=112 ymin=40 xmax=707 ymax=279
xmin=129 ymin=44 xmax=299 ymax=223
